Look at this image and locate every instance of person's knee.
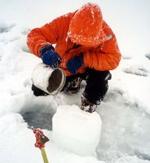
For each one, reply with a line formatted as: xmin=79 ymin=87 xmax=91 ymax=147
xmin=90 ymin=70 xmax=111 ymax=80
xmin=84 ymin=70 xmax=111 ymax=104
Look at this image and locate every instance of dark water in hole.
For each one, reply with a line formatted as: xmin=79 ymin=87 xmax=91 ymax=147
xmin=22 ymin=111 xmax=54 ymax=130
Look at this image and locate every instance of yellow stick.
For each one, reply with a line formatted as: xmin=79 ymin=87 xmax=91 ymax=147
xmin=41 ymin=148 xmax=49 ymax=163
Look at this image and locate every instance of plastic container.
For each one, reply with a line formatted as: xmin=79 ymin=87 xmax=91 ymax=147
xmin=32 ymin=63 xmax=66 ymax=95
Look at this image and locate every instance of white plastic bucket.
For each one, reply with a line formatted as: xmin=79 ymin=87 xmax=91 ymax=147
xmin=31 ymin=63 xmax=66 ymax=95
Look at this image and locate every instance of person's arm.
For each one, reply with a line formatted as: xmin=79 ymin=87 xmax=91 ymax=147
xmin=27 ymin=21 xmax=58 ymax=56
xmin=27 ymin=13 xmax=72 ymax=57
xmin=83 ymin=22 xmax=121 ymax=71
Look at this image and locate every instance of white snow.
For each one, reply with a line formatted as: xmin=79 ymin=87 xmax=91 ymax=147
xmin=0 ymin=1 xmax=150 ymax=163
xmin=52 ymin=105 xmax=102 ymax=156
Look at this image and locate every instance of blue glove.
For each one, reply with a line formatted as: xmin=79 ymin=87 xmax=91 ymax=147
xmin=40 ymin=45 xmax=61 ymax=68
xmin=66 ymin=55 xmax=83 ymax=74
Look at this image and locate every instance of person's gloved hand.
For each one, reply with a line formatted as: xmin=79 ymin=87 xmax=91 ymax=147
xmin=66 ymin=55 xmax=83 ymax=74
xmin=40 ymin=45 xmax=61 ymax=68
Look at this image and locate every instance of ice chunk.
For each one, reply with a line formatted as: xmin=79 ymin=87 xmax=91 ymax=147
xmin=52 ymin=105 xmax=102 ymax=156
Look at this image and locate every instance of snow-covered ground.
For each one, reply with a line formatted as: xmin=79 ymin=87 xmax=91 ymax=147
xmin=0 ymin=1 xmax=150 ymax=163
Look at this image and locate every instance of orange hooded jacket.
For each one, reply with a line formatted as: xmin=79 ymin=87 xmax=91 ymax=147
xmin=27 ymin=4 xmax=121 ymax=76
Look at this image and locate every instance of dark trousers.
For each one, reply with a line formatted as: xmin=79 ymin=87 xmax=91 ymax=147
xmin=64 ymin=69 xmax=111 ymax=105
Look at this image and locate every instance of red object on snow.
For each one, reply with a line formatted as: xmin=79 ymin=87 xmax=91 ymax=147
xmin=33 ymin=128 xmax=49 ymax=149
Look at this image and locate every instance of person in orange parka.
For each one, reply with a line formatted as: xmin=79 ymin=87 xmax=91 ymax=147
xmin=27 ymin=3 xmax=121 ymax=113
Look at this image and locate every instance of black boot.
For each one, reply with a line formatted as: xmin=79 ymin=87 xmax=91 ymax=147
xmin=81 ymin=96 xmax=97 ymax=113
xmin=63 ymin=77 xmax=82 ymax=94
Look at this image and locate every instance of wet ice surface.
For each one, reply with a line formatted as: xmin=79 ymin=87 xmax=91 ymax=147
xmin=145 ymin=54 xmax=150 ymax=60
xmin=96 ymin=90 xmax=150 ymax=162
xmin=0 ymin=22 xmax=15 ymax=33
